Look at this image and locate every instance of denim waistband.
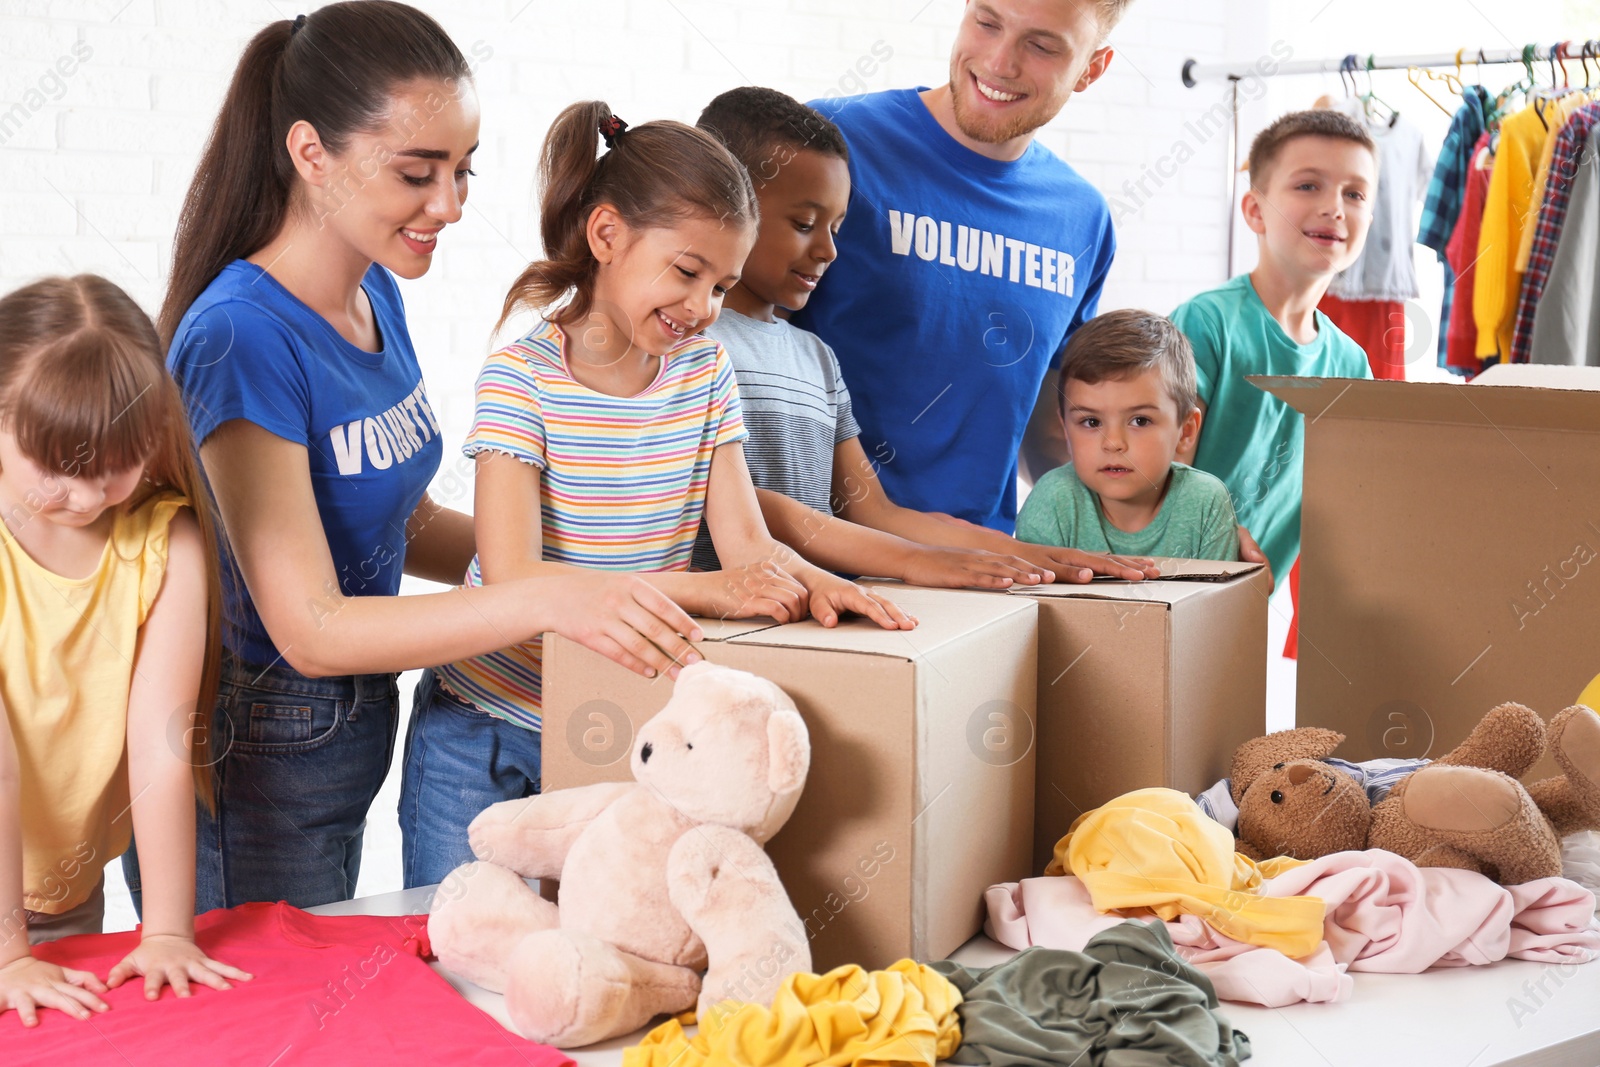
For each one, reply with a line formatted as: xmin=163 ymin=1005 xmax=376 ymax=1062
xmin=221 ymin=652 xmax=397 ymax=704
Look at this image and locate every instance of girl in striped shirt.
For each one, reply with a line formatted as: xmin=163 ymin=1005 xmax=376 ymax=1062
xmin=399 ymin=101 xmax=912 ymax=888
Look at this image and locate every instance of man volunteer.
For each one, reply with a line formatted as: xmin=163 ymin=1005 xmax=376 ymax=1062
xmin=796 ymin=0 xmax=1128 ymax=538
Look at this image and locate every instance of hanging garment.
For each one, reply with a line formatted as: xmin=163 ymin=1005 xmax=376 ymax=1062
xmin=1446 ymin=134 xmax=1495 ymax=374
xmin=1515 ymin=93 xmax=1600 ymax=271
xmin=986 ymin=853 xmax=1600 ymax=1008
xmin=1327 ymin=106 xmax=1432 ymax=302
xmin=1418 ymin=86 xmax=1492 ymax=374
xmin=1514 ymin=100 xmax=1600 ymax=363
xmin=1530 ymin=122 xmax=1600 ymax=366
xmin=929 ymin=925 xmax=1252 ymax=1067
xmin=1284 ymin=556 xmax=1299 ymax=660
xmin=18 ymin=903 xmax=574 ymax=1067
xmin=1044 ymin=788 xmax=1325 ymax=958
xmin=623 ymin=959 xmax=962 ymax=1067
xmin=1473 ymin=103 xmax=1547 ymax=360
xmin=1318 ymin=294 xmax=1408 ymax=379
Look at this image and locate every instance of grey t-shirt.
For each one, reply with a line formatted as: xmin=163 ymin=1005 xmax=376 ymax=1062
xmin=691 ymin=310 xmax=861 ymax=571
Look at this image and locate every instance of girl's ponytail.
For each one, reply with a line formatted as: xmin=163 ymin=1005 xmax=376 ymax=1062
xmin=498 ymin=101 xmax=614 ymax=333
xmin=500 ymin=101 xmax=759 ymax=332
xmin=159 ymin=2 xmax=472 ymax=349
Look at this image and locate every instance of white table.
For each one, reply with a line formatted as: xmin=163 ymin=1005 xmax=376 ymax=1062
xmin=311 ymin=887 xmax=1600 ymax=1066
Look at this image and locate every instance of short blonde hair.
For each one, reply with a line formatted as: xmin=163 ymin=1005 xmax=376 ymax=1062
xmin=1092 ymin=0 xmax=1136 ymax=37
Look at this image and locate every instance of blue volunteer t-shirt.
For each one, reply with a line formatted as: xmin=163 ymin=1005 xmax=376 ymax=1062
xmin=792 ymin=88 xmax=1115 ymax=534
xmin=167 ymin=260 xmax=443 ymax=667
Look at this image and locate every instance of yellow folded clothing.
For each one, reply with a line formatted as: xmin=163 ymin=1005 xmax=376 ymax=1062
xmin=1044 ymin=786 xmax=1325 ymax=959
xmin=622 ymin=958 xmax=962 ymax=1067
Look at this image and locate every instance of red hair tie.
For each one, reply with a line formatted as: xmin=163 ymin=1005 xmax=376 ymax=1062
xmin=599 ymin=114 xmax=629 ymax=149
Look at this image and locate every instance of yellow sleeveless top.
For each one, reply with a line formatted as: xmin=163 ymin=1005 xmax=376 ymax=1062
xmin=0 ymin=490 xmax=188 ymax=914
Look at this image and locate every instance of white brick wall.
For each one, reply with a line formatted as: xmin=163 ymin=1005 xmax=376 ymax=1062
xmin=0 ymin=0 xmax=1266 ymax=920
xmin=0 ymin=0 xmax=1263 ymax=461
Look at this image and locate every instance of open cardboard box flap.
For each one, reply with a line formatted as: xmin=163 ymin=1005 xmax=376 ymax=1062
xmin=1250 ymin=368 xmax=1600 ymax=433
xmin=1007 ymin=559 xmax=1264 ymax=605
xmin=1253 ymin=366 xmax=1600 ymax=774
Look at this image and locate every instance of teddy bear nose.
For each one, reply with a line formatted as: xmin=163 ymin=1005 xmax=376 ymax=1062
xmin=640 ymin=741 xmax=653 ymax=763
xmin=1287 ymin=764 xmax=1316 ymax=786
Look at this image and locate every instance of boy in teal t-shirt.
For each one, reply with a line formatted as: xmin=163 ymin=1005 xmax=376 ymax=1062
xmin=1171 ymin=109 xmax=1378 ymax=581
xmin=1017 ymin=309 xmax=1240 ymax=560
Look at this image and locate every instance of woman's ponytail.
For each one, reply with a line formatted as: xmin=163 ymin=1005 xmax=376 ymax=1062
xmin=157 ymin=20 xmax=293 ymax=349
xmin=159 ymin=2 xmax=471 ymax=349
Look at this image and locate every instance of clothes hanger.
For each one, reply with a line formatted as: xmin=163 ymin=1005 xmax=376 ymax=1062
xmin=1361 ymin=54 xmax=1400 ymax=126
xmin=1408 ymin=66 xmax=1457 ymax=116
xmin=1337 ymin=53 xmax=1358 ymax=101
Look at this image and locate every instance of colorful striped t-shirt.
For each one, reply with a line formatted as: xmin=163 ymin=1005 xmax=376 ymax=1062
xmin=433 ymin=318 xmax=747 ymax=729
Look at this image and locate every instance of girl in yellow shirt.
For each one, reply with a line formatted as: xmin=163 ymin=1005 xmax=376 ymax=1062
xmin=0 ymin=275 xmax=249 ymax=1025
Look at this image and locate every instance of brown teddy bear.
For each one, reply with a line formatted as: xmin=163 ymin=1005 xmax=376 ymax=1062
xmin=1230 ymin=703 xmax=1600 ymax=885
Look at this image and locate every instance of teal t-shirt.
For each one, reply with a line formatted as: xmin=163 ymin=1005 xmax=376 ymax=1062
xmin=1015 ymin=462 xmax=1241 ymax=559
xmin=1170 ymin=274 xmax=1371 ymax=579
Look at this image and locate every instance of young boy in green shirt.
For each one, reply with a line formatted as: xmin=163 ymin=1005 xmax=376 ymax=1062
xmin=1171 ymin=109 xmax=1378 ymax=582
xmin=1016 ymin=309 xmax=1241 ymax=560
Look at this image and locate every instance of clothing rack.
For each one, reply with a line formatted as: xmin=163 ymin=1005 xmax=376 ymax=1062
xmin=1180 ymin=41 xmax=1600 ymax=265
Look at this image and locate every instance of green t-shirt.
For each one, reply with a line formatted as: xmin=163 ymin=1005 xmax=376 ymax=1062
xmin=1170 ymin=274 xmax=1372 ymax=579
xmin=1015 ymin=462 xmax=1241 ymax=559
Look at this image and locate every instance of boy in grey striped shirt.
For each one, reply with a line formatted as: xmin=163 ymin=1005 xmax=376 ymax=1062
xmin=693 ymin=87 xmax=1159 ymax=589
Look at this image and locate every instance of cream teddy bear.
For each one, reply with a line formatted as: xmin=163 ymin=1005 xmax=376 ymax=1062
xmin=428 ymin=661 xmax=812 ymax=1047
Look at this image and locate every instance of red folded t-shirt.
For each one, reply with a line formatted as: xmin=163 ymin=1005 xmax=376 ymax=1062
xmin=15 ymin=902 xmax=572 ymax=1067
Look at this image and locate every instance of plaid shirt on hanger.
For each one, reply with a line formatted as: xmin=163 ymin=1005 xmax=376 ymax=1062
xmin=1418 ymin=86 xmax=1490 ymax=255
xmin=1511 ymin=100 xmax=1600 ymax=364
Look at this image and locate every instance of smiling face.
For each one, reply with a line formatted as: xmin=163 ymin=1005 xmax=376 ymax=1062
xmin=1061 ymin=369 xmax=1198 ymax=522
xmin=587 ymin=211 xmax=757 ymax=360
xmin=300 ymin=77 xmax=482 ymax=281
xmin=1243 ymin=134 xmax=1377 ymax=284
xmin=946 ymin=0 xmax=1111 ymax=149
xmin=728 ymin=148 xmax=851 ymax=318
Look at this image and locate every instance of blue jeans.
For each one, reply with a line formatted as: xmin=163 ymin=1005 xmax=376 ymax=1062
xmin=122 ymin=655 xmax=400 ymax=913
xmin=399 ymin=668 xmax=541 ymax=889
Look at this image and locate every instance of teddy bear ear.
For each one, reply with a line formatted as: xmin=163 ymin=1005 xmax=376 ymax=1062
xmin=1229 ymin=727 xmax=1346 ymax=806
xmin=767 ymin=708 xmax=811 ymax=798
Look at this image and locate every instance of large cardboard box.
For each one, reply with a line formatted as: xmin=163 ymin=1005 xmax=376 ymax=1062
xmin=1002 ymin=561 xmax=1271 ymax=871
xmin=1258 ymin=365 xmax=1600 ymax=778
xmin=540 ymin=586 xmax=1038 ymax=972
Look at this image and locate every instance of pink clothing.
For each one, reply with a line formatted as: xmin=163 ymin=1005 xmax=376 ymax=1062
xmin=985 ymin=849 xmax=1600 ymax=1007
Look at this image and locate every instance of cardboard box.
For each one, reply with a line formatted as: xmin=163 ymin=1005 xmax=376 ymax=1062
xmin=1257 ymin=365 xmax=1600 ymax=779
xmin=1001 ymin=561 xmax=1271 ymax=871
xmin=540 ymin=586 xmax=1038 ymax=972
